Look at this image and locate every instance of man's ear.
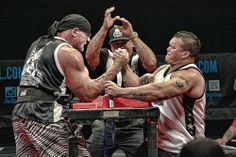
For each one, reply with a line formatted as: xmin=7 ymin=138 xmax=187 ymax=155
xmin=72 ymin=28 xmax=80 ymax=37
xmin=184 ymin=50 xmax=191 ymax=58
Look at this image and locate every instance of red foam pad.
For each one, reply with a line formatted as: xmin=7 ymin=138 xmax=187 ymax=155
xmin=72 ymin=96 xmax=109 ymax=109
xmin=72 ymin=103 xmax=100 ymax=109
xmin=113 ymin=97 xmax=149 ymax=108
xmin=72 ymin=96 xmax=149 ymax=109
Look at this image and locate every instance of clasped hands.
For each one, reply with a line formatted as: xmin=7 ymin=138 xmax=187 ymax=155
xmin=105 ymin=48 xmax=129 ymax=97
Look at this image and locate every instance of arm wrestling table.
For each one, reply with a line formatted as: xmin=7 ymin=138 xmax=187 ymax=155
xmin=65 ymin=96 xmax=160 ymax=157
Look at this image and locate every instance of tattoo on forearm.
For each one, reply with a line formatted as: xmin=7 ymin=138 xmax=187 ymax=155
xmin=132 ymin=93 xmax=147 ymax=99
xmin=175 ymin=75 xmax=190 ymax=88
xmin=140 ymin=76 xmax=154 ymax=85
xmin=224 ymin=130 xmax=234 ymax=141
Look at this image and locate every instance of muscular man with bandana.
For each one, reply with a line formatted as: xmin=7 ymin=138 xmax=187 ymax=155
xmin=12 ymin=14 xmax=128 ymax=157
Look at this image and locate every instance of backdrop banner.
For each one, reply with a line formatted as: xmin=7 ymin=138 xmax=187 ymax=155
xmin=196 ymin=53 xmax=236 ymax=120
xmin=0 ymin=53 xmax=236 ymax=127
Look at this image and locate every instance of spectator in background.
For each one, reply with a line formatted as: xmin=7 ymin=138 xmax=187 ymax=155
xmin=179 ymin=138 xmax=225 ymax=157
xmin=85 ymin=6 xmax=157 ymax=157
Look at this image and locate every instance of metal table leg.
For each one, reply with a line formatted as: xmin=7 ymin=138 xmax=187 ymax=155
xmin=147 ymin=120 xmax=158 ymax=157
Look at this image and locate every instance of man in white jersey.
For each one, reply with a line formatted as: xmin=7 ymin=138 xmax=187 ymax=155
xmin=104 ymin=31 xmax=206 ymax=157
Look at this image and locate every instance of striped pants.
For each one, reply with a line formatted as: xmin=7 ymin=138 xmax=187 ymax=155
xmin=12 ymin=118 xmax=91 ymax=157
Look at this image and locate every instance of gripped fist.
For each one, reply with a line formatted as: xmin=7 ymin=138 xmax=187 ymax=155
xmin=105 ymin=81 xmax=122 ymax=97
xmin=113 ymin=48 xmax=129 ymax=68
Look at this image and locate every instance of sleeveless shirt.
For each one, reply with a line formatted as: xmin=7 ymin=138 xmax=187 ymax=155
xmin=152 ymin=64 xmax=206 ymax=153
xmin=12 ymin=37 xmax=70 ymax=122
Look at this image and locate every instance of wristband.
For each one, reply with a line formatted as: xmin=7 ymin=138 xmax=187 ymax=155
xmin=130 ymin=32 xmax=138 ymax=40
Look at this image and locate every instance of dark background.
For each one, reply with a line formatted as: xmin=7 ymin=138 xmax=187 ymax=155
xmin=1 ymin=0 xmax=236 ymax=60
xmin=1 ymin=0 xmax=236 ymax=147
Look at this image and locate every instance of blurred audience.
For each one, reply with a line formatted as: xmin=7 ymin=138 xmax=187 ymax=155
xmin=179 ymin=137 xmax=225 ymax=157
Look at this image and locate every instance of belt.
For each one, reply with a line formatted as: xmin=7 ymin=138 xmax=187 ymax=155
xmin=17 ymin=87 xmax=55 ymax=103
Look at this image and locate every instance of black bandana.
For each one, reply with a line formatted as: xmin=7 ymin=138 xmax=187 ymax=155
xmin=36 ymin=14 xmax=91 ymax=50
xmin=48 ymin=14 xmax=91 ymax=37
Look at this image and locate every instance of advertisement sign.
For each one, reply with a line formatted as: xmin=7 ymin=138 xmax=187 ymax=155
xmin=0 ymin=60 xmax=24 ymax=127
xmin=197 ymin=53 xmax=236 ymax=120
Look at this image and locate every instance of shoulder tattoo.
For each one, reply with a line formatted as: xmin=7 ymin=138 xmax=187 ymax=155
xmin=175 ymin=75 xmax=190 ymax=88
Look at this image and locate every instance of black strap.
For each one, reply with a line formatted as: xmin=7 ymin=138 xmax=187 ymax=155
xmin=17 ymin=87 xmax=56 ymax=103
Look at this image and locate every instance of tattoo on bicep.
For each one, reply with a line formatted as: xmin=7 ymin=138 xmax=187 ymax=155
xmin=175 ymin=75 xmax=190 ymax=88
xmin=175 ymin=81 xmax=184 ymax=88
xmin=140 ymin=76 xmax=154 ymax=85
